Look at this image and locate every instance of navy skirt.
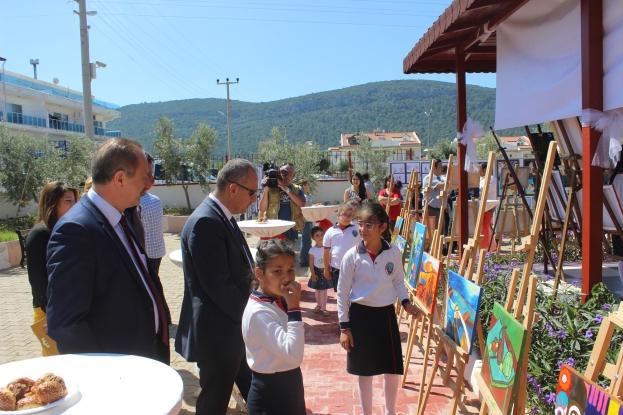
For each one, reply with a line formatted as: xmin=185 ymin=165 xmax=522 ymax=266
xmin=308 ymin=266 xmax=332 ymax=290
xmin=247 ymin=368 xmax=306 ymax=415
xmin=347 ymin=303 xmax=404 ymax=376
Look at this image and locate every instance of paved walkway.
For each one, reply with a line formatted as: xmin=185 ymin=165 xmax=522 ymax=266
xmin=0 ymin=233 xmax=478 ymax=414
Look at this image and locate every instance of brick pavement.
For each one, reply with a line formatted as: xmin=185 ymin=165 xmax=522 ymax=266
xmin=0 ymin=233 xmax=479 ymax=414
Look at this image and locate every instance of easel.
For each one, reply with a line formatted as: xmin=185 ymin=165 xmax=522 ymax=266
xmin=493 ymin=170 xmax=529 ymax=253
xmin=490 ymin=128 xmax=558 ymax=275
xmin=416 ymin=152 xmax=497 ymax=415
xmin=430 ymin=154 xmax=455 ymax=258
xmin=475 ymin=272 xmax=538 ymax=415
xmin=400 ymin=170 xmax=420 ymax=243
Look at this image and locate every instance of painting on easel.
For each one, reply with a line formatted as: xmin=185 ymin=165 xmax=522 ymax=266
xmin=391 ymin=216 xmax=404 ymax=243
xmin=444 ymin=270 xmax=482 ymax=354
xmin=393 ymin=235 xmax=408 ymax=258
xmin=405 ymin=222 xmax=426 ymax=289
xmin=555 ymin=365 xmax=623 ymax=414
xmin=414 ymin=252 xmax=441 ymax=314
xmin=480 ymin=303 xmax=527 ymax=414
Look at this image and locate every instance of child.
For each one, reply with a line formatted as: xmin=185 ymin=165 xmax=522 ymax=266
xmin=337 ymin=202 xmax=417 ymax=415
xmin=323 ymin=200 xmax=360 ymax=292
xmin=308 ymin=226 xmax=331 ymax=314
xmin=242 ymin=240 xmax=306 ymax=415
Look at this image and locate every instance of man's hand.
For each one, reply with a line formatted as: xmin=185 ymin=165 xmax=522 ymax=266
xmin=340 ymin=330 xmax=354 ymax=351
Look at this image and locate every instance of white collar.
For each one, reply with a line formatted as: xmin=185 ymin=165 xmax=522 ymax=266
xmin=209 ymin=193 xmax=233 ymax=220
xmin=87 ymin=188 xmax=123 ymax=227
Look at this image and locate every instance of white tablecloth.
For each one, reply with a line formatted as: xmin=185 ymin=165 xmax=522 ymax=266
xmin=168 ymin=249 xmax=183 ymax=268
xmin=237 ymin=219 xmax=295 ymax=238
xmin=0 ymin=354 xmax=183 ymax=414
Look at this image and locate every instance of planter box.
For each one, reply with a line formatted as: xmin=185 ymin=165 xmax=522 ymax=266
xmin=163 ymin=215 xmax=190 ymax=234
xmin=0 ymin=240 xmax=23 ymax=270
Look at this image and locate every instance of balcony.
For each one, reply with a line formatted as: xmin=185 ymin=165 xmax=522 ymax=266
xmin=1 ymin=111 xmax=120 ymax=138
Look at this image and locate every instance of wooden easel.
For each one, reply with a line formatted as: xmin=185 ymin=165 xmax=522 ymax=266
xmin=400 ymin=170 xmax=420 ymax=243
xmin=421 ymin=159 xmax=438 ymax=249
xmin=475 ymin=272 xmax=538 ymax=415
xmin=430 ymin=154 xmax=455 ymax=258
xmin=493 ymin=173 xmax=529 ymax=254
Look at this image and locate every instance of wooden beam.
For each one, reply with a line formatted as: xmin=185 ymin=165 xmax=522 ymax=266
xmin=456 ymin=44 xmax=468 ymax=255
xmin=580 ymin=0 xmax=603 ymax=303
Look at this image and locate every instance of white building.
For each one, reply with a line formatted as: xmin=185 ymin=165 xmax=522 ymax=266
xmin=0 ymin=70 xmax=121 ymax=141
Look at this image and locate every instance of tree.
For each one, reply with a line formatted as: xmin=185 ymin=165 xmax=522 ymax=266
xmin=186 ymin=122 xmax=217 ymax=193
xmin=351 ymin=135 xmax=390 ymax=189
xmin=153 ymin=116 xmax=182 ymax=185
xmin=48 ymin=135 xmax=95 ymax=187
xmin=257 ymin=127 xmax=295 ymax=167
xmin=476 ymin=133 xmax=500 ymax=158
xmin=429 ymin=138 xmax=457 ymax=160
xmin=0 ymin=128 xmax=57 ymax=212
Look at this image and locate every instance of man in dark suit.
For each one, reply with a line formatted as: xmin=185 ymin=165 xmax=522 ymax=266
xmin=175 ymin=158 xmax=258 ymax=415
xmin=46 ymin=138 xmax=170 ymax=364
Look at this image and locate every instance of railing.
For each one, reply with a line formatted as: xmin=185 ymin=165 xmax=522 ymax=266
xmin=1 ymin=111 xmax=47 ymax=128
xmin=49 ymin=119 xmax=85 ymax=134
xmin=0 ymin=111 xmax=120 ymax=137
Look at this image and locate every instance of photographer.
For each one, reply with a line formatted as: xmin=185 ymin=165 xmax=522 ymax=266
xmin=259 ymin=163 xmax=306 ymax=243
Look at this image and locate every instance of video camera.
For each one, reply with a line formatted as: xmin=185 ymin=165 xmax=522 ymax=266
xmin=262 ymin=162 xmax=281 ymax=189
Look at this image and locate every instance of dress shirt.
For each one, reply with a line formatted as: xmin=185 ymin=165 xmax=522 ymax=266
xmin=242 ymin=291 xmax=304 ymax=374
xmin=337 ymin=240 xmax=409 ymax=328
xmin=139 ymin=192 xmax=166 ymax=259
xmin=87 ymin=189 xmax=159 ymax=333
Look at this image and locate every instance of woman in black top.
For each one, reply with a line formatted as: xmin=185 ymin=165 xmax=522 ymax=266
xmin=25 ymin=181 xmax=78 ymax=355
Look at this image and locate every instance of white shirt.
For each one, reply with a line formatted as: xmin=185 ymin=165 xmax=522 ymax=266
xmin=87 ymin=188 xmax=159 ymax=333
xmin=480 ymin=175 xmax=497 ymax=200
xmin=308 ymin=246 xmax=324 ymax=268
xmin=337 ymin=240 xmax=409 ymax=327
xmin=242 ymin=292 xmax=305 ymax=374
xmin=209 ymin=193 xmax=233 ymax=221
xmin=323 ymin=224 xmax=360 ymax=268
xmin=139 ymin=192 xmax=166 ymax=259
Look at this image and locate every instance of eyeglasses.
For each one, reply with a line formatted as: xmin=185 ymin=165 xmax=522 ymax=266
xmin=357 ymin=221 xmax=380 ymax=230
xmin=228 ymin=180 xmax=258 ymax=197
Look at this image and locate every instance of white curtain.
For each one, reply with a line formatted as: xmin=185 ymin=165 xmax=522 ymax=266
xmin=495 ymin=0 xmax=623 ymax=130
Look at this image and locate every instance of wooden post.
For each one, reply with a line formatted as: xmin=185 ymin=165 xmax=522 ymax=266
xmin=456 ymin=44 xmax=468 ymax=257
xmin=580 ymin=0 xmax=604 ymax=303
xmin=347 ymin=150 xmax=353 ymax=181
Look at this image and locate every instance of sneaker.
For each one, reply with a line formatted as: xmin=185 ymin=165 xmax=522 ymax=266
xmin=313 ymin=306 xmax=321 ymax=314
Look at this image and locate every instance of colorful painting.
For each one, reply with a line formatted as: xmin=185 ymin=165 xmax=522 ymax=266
xmin=480 ymin=303 xmax=527 ymax=415
xmin=555 ymin=365 xmax=623 ymax=415
xmin=413 ymin=252 xmax=441 ymax=314
xmin=405 ymin=222 xmax=426 ymax=289
xmin=394 ymin=235 xmax=408 ymax=258
xmin=391 ymin=217 xmax=404 ymax=243
xmin=444 ymin=270 xmax=482 ymax=354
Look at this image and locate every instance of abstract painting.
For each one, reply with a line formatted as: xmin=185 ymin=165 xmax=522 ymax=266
xmin=405 ymin=222 xmax=426 ymax=289
xmin=414 ymin=252 xmax=441 ymax=314
xmin=394 ymin=235 xmax=408 ymax=258
xmin=444 ymin=270 xmax=482 ymax=354
xmin=391 ymin=216 xmax=404 ymax=243
xmin=555 ymin=365 xmax=623 ymax=415
xmin=480 ymin=303 xmax=527 ymax=415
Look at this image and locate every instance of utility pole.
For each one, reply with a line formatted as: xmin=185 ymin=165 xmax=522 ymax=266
xmin=0 ymin=57 xmax=6 ymax=122
xmin=216 ymin=77 xmax=239 ymax=160
xmin=75 ymin=0 xmax=95 ymax=139
xmin=29 ymin=59 xmax=39 ymax=79
xmin=424 ymin=109 xmax=433 ymax=151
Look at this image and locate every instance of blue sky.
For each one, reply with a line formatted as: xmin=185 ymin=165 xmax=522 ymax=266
xmin=1 ymin=0 xmax=495 ymax=107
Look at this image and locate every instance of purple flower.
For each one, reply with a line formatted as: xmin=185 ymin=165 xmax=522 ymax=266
xmin=585 ymin=329 xmax=594 ymax=339
xmin=545 ymin=392 xmax=556 ymax=405
xmin=602 ymin=304 xmax=612 ymax=312
xmin=557 ymin=329 xmax=567 ymax=340
xmin=594 ymin=314 xmax=603 ymax=324
xmin=566 ymin=357 xmax=576 ymax=367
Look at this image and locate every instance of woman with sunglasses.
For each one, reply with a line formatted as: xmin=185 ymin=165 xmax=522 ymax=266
xmin=336 ymin=202 xmax=417 ymax=415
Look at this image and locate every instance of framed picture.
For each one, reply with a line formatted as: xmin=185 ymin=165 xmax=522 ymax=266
xmin=393 ymin=235 xmax=408 ymax=259
xmin=413 ymin=252 xmax=441 ymax=314
xmin=444 ymin=270 xmax=483 ymax=354
xmin=391 ymin=217 xmax=404 ymax=243
xmin=405 ymin=222 xmax=426 ymax=289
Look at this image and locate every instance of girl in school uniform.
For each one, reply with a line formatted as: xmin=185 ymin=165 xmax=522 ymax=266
xmin=242 ymin=240 xmax=306 ymax=415
xmin=323 ymin=200 xmax=361 ymax=292
xmin=337 ymin=202 xmax=417 ymax=415
xmin=308 ymin=226 xmax=331 ymax=315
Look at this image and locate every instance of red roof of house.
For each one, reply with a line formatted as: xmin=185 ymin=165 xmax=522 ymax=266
xmin=339 ymin=131 xmax=421 ymax=147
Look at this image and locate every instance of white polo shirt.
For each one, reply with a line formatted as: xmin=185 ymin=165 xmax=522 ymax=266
xmin=337 ymin=240 xmax=409 ymax=328
xmin=323 ymin=223 xmax=360 ymax=269
xmin=308 ymin=246 xmax=324 ymax=268
xmin=242 ymin=291 xmax=305 ymax=374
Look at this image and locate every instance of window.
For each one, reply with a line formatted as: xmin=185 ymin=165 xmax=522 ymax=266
xmin=7 ymin=103 xmax=23 ymax=124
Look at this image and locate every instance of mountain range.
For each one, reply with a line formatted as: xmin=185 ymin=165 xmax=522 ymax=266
xmin=108 ymin=79 xmax=503 ymax=154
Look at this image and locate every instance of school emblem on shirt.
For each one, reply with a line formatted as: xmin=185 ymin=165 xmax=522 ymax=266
xmin=352 ymin=230 xmax=358 ymax=237
xmin=385 ymin=262 xmax=394 ymax=275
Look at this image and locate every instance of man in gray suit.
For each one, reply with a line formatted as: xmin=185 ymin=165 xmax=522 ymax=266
xmin=175 ymin=159 xmax=258 ymax=415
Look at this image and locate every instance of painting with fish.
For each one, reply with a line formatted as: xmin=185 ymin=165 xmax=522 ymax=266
xmin=444 ymin=270 xmax=482 ymax=354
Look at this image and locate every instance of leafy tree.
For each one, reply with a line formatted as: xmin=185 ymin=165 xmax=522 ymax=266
xmin=476 ymin=133 xmax=500 ymax=158
xmin=186 ymin=122 xmax=217 ymax=192
xmin=257 ymin=127 xmax=295 ymax=167
xmin=429 ymin=138 xmax=457 ymax=160
xmin=0 ymin=128 xmax=57 ymax=213
xmin=48 ymin=134 xmax=95 ymax=187
xmin=153 ymin=116 xmax=182 ymax=185
xmin=351 ymin=135 xmax=390 ymax=189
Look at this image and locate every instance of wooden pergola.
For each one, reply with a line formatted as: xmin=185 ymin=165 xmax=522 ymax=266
xmin=403 ymin=0 xmax=604 ymax=301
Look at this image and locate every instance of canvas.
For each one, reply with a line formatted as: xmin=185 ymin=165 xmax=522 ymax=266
xmin=414 ymin=252 xmax=441 ymax=314
xmin=480 ymin=303 xmax=527 ymax=415
xmin=391 ymin=217 xmax=404 ymax=243
xmin=444 ymin=270 xmax=482 ymax=354
xmin=555 ymin=365 xmax=623 ymax=415
xmin=394 ymin=235 xmax=408 ymax=258
xmin=405 ymin=222 xmax=426 ymax=289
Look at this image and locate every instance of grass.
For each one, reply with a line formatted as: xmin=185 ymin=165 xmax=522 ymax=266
xmin=0 ymin=230 xmax=17 ymax=242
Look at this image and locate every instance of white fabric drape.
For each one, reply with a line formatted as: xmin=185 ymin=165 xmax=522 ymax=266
xmin=495 ymin=0 xmax=623 ymax=131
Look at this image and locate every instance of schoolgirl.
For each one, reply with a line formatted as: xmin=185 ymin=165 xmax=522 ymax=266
xmin=242 ymin=240 xmax=306 ymax=415
xmin=323 ymin=200 xmax=361 ymax=292
xmin=337 ymin=202 xmax=417 ymax=415
xmin=308 ymin=226 xmax=331 ymax=314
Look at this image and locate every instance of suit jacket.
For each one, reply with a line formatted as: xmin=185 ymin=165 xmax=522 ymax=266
xmin=175 ymin=197 xmax=253 ymax=362
xmin=46 ymin=197 xmax=168 ymax=362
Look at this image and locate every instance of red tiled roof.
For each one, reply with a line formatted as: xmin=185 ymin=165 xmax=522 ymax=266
xmin=403 ymin=0 xmax=530 ymax=74
xmin=340 ymin=131 xmax=421 ymax=147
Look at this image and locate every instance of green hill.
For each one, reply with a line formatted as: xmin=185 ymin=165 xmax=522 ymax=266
xmin=108 ymin=80 xmax=503 ymax=154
